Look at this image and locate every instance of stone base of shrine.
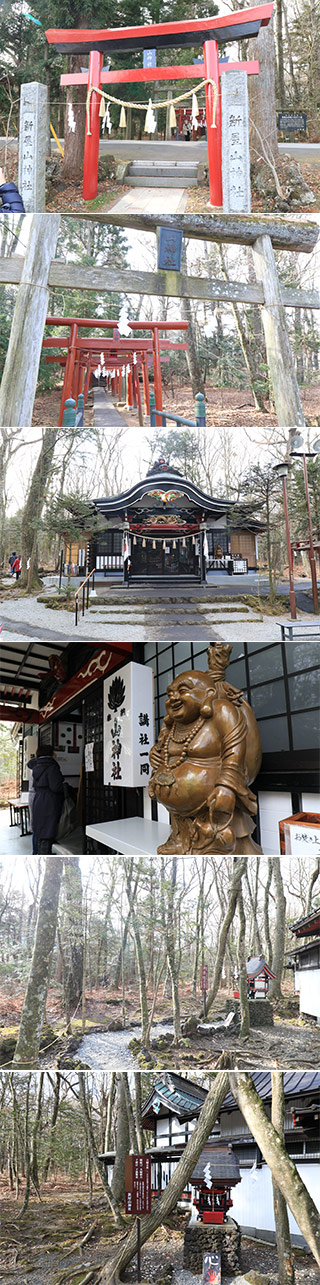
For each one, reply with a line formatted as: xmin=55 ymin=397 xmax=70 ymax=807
xmin=226 ymin=998 xmax=274 ymax=1027
xmin=183 ymin=1218 xmax=241 ymax=1274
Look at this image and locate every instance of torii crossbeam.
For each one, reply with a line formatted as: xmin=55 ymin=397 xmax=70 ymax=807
xmin=46 ymin=4 xmax=273 ymax=205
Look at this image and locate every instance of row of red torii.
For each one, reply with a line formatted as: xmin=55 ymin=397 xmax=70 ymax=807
xmin=43 ymin=317 xmax=189 ymax=426
xmin=46 ymin=5 xmax=274 ymax=206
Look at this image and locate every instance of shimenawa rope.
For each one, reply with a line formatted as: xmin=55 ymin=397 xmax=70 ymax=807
xmin=85 ymin=78 xmax=218 ymax=136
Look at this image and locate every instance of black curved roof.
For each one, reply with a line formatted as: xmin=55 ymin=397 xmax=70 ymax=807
xmin=94 ymin=464 xmax=233 ymax=519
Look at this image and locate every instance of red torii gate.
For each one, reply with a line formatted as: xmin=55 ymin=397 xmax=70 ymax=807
xmin=43 ymin=317 xmax=189 ymax=425
xmin=46 ymin=5 xmax=273 ymax=206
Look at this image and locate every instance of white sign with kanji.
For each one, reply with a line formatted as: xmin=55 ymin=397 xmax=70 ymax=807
xmin=103 ymin=661 xmax=154 ymax=788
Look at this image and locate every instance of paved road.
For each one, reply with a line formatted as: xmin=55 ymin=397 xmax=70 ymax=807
xmin=3 ymin=136 xmax=320 ymax=166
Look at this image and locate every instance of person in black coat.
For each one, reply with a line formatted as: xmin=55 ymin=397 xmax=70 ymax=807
xmin=28 ymin=746 xmax=64 ymax=854
xmin=0 ymin=168 xmax=25 ymax=212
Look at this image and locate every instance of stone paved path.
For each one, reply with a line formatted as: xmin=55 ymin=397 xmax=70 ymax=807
xmin=109 ymin=187 xmax=188 ymax=214
xmin=93 ymin=388 xmax=129 ymax=427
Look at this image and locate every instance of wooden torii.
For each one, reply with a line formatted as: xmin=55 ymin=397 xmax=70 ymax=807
xmin=45 ymin=4 xmax=274 ymax=204
xmin=43 ymin=317 xmax=189 ymax=426
xmin=0 ymin=212 xmax=318 ymax=429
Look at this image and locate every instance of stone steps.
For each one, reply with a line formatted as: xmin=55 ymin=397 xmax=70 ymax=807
xmin=126 ymin=160 xmax=198 ymax=187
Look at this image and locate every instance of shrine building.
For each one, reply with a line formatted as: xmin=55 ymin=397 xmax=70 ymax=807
xmin=85 ymin=458 xmax=263 ymax=584
xmin=99 ymin=1071 xmax=320 ymax=1246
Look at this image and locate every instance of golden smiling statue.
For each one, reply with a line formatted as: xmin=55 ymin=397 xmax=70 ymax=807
xmin=149 ymin=644 xmax=262 ymax=855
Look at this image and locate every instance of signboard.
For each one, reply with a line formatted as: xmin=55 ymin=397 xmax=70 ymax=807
xmin=277 ymin=111 xmax=306 ymax=131
xmin=279 ymin=812 xmax=320 ymax=855
xmin=203 ymin=1252 xmax=221 ymax=1284
xmin=232 ymin=558 xmax=248 ymax=574
xmin=54 ymin=720 xmax=84 ymax=776
xmin=143 ymin=49 xmax=156 ymax=68
xmin=200 ymin=964 xmax=208 ymax=991
xmin=158 ymin=228 xmax=183 ymax=272
xmin=84 ymin=742 xmax=94 ymax=772
xmin=103 ymin=661 xmax=154 ymax=788
xmin=125 ymin=1155 xmax=151 ymax=1215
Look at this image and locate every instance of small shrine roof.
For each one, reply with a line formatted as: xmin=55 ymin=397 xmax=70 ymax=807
xmin=191 ymin=1140 xmax=241 ymax=1186
xmin=246 ymin=955 xmax=275 ymax=978
xmin=142 ymin=1072 xmax=320 ymax=1126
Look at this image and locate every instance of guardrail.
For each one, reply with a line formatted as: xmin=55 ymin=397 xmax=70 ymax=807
xmin=75 ymin=567 xmax=95 ymax=626
xmin=149 ymin=390 xmax=206 ymax=426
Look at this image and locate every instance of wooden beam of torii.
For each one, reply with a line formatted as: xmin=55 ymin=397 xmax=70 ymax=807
xmin=0 ymin=213 xmax=318 ymax=429
xmin=46 ymin=4 xmax=273 ymax=204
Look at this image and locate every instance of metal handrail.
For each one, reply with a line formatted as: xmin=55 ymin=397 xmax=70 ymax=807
xmin=150 ymin=407 xmax=202 ymax=427
xmin=75 ymin=567 xmax=95 ymax=626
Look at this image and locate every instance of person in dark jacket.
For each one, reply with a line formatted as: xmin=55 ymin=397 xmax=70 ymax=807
xmin=28 ymin=746 xmax=64 ymax=854
xmin=0 ymin=169 xmax=25 ymax=212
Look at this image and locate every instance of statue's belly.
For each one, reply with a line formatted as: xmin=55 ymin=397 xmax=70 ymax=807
xmin=155 ymin=757 xmax=220 ymax=816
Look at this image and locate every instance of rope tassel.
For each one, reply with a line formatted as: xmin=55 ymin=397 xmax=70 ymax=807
xmin=191 ymin=92 xmax=199 ymax=130
xmin=99 ymin=93 xmax=106 ymax=117
xmin=119 ymin=105 xmax=127 ymax=129
xmin=169 ymin=103 xmax=177 ymax=129
xmin=144 ymin=97 xmax=157 ymax=134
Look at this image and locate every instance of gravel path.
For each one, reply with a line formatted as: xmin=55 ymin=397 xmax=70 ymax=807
xmin=0 ymin=594 xmax=286 ymax=641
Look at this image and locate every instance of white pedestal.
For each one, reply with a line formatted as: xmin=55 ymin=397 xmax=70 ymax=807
xmin=85 ymin=816 xmax=171 ymax=855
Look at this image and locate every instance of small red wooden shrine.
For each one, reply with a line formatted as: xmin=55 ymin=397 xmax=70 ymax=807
xmin=191 ymin=1141 xmax=241 ymax=1225
xmin=46 ymin=5 xmax=273 ymax=205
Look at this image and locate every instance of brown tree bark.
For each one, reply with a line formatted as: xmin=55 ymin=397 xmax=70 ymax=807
xmin=271 ymin=1072 xmax=295 ymax=1285
xmin=13 ymin=859 xmax=64 ymax=1068
xmin=111 ymin=1075 xmax=130 ymax=1205
xmin=63 ymin=56 xmax=88 ymax=181
xmin=206 ymin=857 xmax=248 ymax=1012
xmin=269 ymin=858 xmax=286 ymax=999
xmin=77 ymin=1075 xmax=123 ymax=1228
xmin=237 ymin=882 xmax=250 ymax=1037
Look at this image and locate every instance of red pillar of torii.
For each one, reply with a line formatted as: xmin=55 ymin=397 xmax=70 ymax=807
xmin=46 ymin=6 xmax=273 ymax=207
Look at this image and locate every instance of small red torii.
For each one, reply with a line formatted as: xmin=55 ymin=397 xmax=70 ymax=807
xmin=46 ymin=4 xmax=273 ymax=206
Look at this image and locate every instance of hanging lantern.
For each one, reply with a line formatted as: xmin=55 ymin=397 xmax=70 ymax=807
xmin=142 ymin=538 xmax=146 ymax=548
xmin=169 ymin=103 xmax=177 ymax=130
xmin=119 ymin=105 xmax=127 ymax=129
xmin=144 ymin=97 xmax=157 ymax=134
xmin=152 ymin=539 xmax=156 ymax=550
xmin=99 ymin=93 xmax=106 ymax=118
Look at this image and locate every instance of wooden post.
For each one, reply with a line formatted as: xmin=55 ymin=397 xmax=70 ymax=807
xmin=0 ymin=214 xmax=60 ymax=428
xmin=252 ymin=233 xmax=305 ymax=426
xmin=142 ymin=354 xmax=150 ymax=414
xmin=282 ymin=475 xmax=297 ymax=620
xmin=58 ymin=322 xmax=78 ymax=427
xmin=203 ymin=39 xmax=222 ymax=207
xmin=153 ymin=326 xmax=163 ymax=426
xmin=83 ymin=50 xmax=103 ymax=201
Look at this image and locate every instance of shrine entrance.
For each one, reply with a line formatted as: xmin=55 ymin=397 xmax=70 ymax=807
xmin=130 ymin=534 xmax=199 ymax=581
xmin=46 ymin=5 xmax=273 ymax=205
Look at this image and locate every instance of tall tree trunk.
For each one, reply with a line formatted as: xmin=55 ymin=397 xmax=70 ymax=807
xmin=269 ymin=858 xmax=286 ymax=999
xmin=111 ymin=1075 xmax=130 ymax=1204
xmin=63 ymin=56 xmax=87 ymax=181
xmin=43 ymin=1074 xmax=61 ymax=1181
xmin=0 ymin=215 xmax=60 ymax=427
xmin=237 ymin=883 xmax=250 ymax=1037
xmin=218 ymin=247 xmax=266 ymax=412
xmin=30 ymin=1071 xmax=44 ymax=1191
xmin=13 ymin=859 xmax=64 ymax=1068
xmin=229 ymin=1073 xmax=320 ymax=1265
xmin=134 ymin=1074 xmax=145 ymax=1155
xmin=20 ymin=428 xmax=59 ymax=587
xmin=63 ymin=858 xmax=84 ymax=1009
xmin=206 ymin=857 xmax=248 ymax=1012
xmin=271 ymin=1072 xmax=295 ymax=1285
xmin=180 ymin=242 xmax=204 ymax=395
xmin=264 ymin=858 xmax=273 ymax=965
xmin=77 ymin=1075 xmax=123 ymax=1228
xmin=124 ymin=864 xmax=149 ymax=1045
xmin=105 ymin=1073 xmax=116 ymax=1152
xmin=306 ymin=859 xmax=320 ymax=912
xmin=122 ymin=1073 xmax=138 ymax=1153
xmin=17 ymin=1075 xmax=31 ymax=1218
xmin=103 ymin=1072 xmax=229 ymax=1283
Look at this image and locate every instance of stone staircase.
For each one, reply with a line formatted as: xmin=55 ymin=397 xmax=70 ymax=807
xmin=126 ymin=159 xmax=199 ymax=187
